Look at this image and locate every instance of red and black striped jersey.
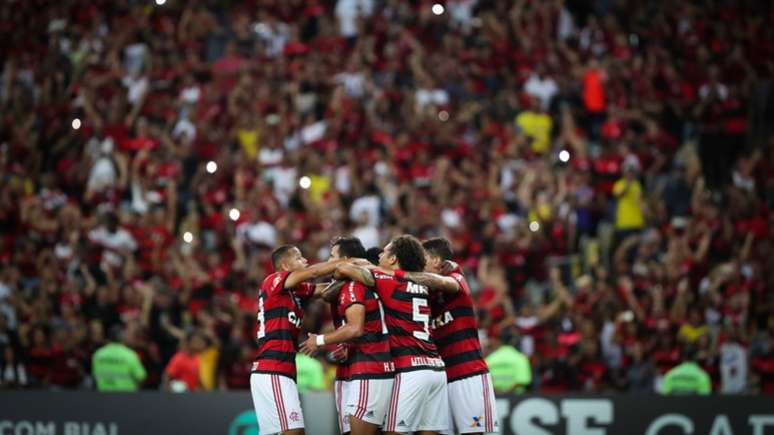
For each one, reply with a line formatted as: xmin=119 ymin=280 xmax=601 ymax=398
xmin=430 ymin=270 xmax=489 ymax=382
xmin=330 ymin=301 xmax=350 ymax=381
xmin=252 ymin=271 xmax=315 ymax=380
xmin=372 ymin=271 xmax=444 ymax=373
xmin=336 ymin=281 xmax=394 ymax=380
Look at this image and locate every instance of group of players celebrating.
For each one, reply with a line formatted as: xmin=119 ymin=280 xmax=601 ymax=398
xmin=250 ymin=234 xmax=499 ymax=435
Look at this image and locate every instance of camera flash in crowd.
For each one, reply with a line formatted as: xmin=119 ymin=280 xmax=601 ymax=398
xmin=299 ymin=176 xmax=312 ymax=189
xmin=206 ymin=161 xmax=217 ymax=174
xmin=438 ymin=110 xmax=449 ymax=121
xmin=71 ymin=118 xmax=81 ymax=130
xmin=529 ymin=221 xmax=540 ymax=232
xmin=229 ymin=208 xmax=240 ymax=221
xmin=155 ymin=0 xmax=166 ymax=5
xmin=559 ymin=150 xmax=570 ymax=163
xmin=432 ymin=3 xmax=444 ymax=15
xmin=183 ymin=232 xmax=193 ymax=243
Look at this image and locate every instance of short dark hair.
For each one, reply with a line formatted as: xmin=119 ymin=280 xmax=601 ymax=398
xmin=423 ymin=237 xmax=453 ymax=260
xmin=332 ymin=236 xmax=366 ymax=259
xmin=271 ymin=245 xmax=295 ymax=271
xmin=365 ymin=247 xmax=382 ymax=266
xmin=388 ymin=235 xmax=426 ymax=272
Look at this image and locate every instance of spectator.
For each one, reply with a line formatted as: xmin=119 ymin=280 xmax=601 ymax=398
xmin=0 ymin=346 xmax=27 ymax=388
xmin=612 ymin=160 xmax=645 ymax=239
xmin=515 ymin=97 xmax=553 ymax=155
xmin=719 ymin=325 xmax=748 ymax=394
xmin=163 ymin=331 xmax=206 ymax=392
xmin=678 ymin=308 xmax=709 ymax=345
xmin=625 ymin=342 xmax=655 ymax=393
xmin=663 ymin=346 xmax=712 ymax=395
xmin=92 ymin=326 xmax=146 ymax=392
xmin=88 ymin=212 xmax=138 ymax=270
xmin=524 ymin=65 xmax=558 ymax=111
xmin=295 ymin=353 xmax=325 ymax=393
xmin=486 ymin=328 xmax=532 ymax=393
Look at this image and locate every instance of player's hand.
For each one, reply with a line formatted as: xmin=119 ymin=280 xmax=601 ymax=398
xmin=328 ymin=344 xmax=349 ymax=363
xmin=300 ymin=334 xmax=320 ymax=356
xmin=439 ymin=260 xmax=459 ymax=275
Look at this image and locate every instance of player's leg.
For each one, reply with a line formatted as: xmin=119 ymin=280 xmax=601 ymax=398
xmin=250 ymin=373 xmax=286 ymax=435
xmin=383 ymin=373 xmax=418 ymax=435
xmin=274 ymin=374 xmax=306 ymax=434
xmin=413 ymin=370 xmax=451 ymax=435
xmin=345 ymin=378 xmax=394 ymax=435
xmin=348 ymin=416 xmax=380 ymax=435
xmin=448 ymin=373 xmax=499 ymax=434
xmin=335 ymin=380 xmax=352 ymax=435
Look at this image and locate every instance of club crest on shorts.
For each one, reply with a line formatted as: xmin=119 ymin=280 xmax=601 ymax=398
xmin=289 ymin=411 xmax=301 ymax=422
xmin=471 ymin=416 xmax=483 ymax=427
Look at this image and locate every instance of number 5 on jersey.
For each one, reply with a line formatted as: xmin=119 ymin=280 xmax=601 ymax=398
xmin=412 ymin=298 xmax=430 ymax=340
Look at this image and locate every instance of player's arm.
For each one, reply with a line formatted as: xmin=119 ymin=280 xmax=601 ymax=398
xmin=300 ymin=304 xmax=365 ymax=355
xmin=334 ymin=263 xmax=376 ymax=287
xmin=316 ymin=280 xmax=346 ymax=302
xmin=401 ymin=271 xmax=460 ymax=294
xmin=284 ymin=259 xmax=347 ymax=289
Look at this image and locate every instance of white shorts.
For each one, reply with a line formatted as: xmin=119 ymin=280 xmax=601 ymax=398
xmin=250 ymin=373 xmax=304 ymax=434
xmin=344 ymin=378 xmax=394 ymax=427
xmin=334 ymin=379 xmax=353 ymax=434
xmin=384 ymin=370 xmax=450 ymax=434
xmin=448 ymin=373 xmax=499 ymax=434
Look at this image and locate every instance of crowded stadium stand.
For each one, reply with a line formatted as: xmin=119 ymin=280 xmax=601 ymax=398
xmin=1 ymin=0 xmax=774 ymax=399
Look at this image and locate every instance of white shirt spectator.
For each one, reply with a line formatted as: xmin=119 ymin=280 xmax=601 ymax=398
xmin=335 ymin=72 xmax=366 ymax=98
xmin=335 ymin=165 xmax=351 ymax=195
xmin=524 ymin=73 xmax=558 ymax=110
xmin=557 ymin=6 xmax=576 ymax=41
xmin=352 ymin=224 xmax=380 ymax=249
xmin=173 ymin=117 xmax=197 ymax=141
xmin=301 ymin=121 xmax=326 ymax=145
xmin=85 ymin=136 xmax=115 ymax=162
xmin=122 ymin=74 xmax=149 ymax=104
xmin=335 ymin=0 xmax=374 ymax=38
xmin=0 ymin=280 xmax=16 ymax=330
xmin=254 ymin=21 xmax=289 ymax=58
xmin=87 ymin=156 xmax=117 ymax=193
xmin=89 ymin=226 xmax=137 ymax=267
xmin=448 ymin=0 xmax=478 ymax=33
xmin=415 ymin=88 xmax=449 ymax=109
xmin=350 ymin=194 xmax=380 ymax=228
xmin=237 ymin=221 xmax=277 ymax=248
xmin=699 ymin=82 xmax=728 ymax=101
xmin=265 ymin=166 xmax=297 ymax=207
xmin=179 ymin=85 xmax=201 ymax=105
xmin=259 ymin=147 xmax=284 ymax=168
xmin=720 ymin=341 xmax=748 ymax=393
xmin=1 ymin=361 xmax=27 ymax=387
xmin=123 ymin=43 xmax=148 ymax=75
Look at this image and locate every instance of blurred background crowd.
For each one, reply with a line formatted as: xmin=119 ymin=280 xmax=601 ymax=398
xmin=1 ymin=0 xmax=774 ymax=394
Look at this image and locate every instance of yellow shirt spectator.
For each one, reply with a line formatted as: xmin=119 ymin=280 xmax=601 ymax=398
xmin=308 ymin=174 xmax=331 ymax=204
xmin=516 ymin=110 xmax=553 ymax=154
xmin=236 ymin=128 xmax=259 ymax=160
xmin=198 ymin=346 xmax=219 ymax=391
xmin=613 ymin=177 xmax=644 ymax=230
xmin=677 ymin=324 xmax=709 ymax=344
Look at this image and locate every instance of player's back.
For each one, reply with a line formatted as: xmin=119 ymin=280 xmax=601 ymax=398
xmin=431 ymin=271 xmax=489 ymax=382
xmin=371 ymin=271 xmax=444 ymax=372
xmin=336 ymin=280 xmax=394 ymax=378
xmin=253 ymin=271 xmax=313 ymax=379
